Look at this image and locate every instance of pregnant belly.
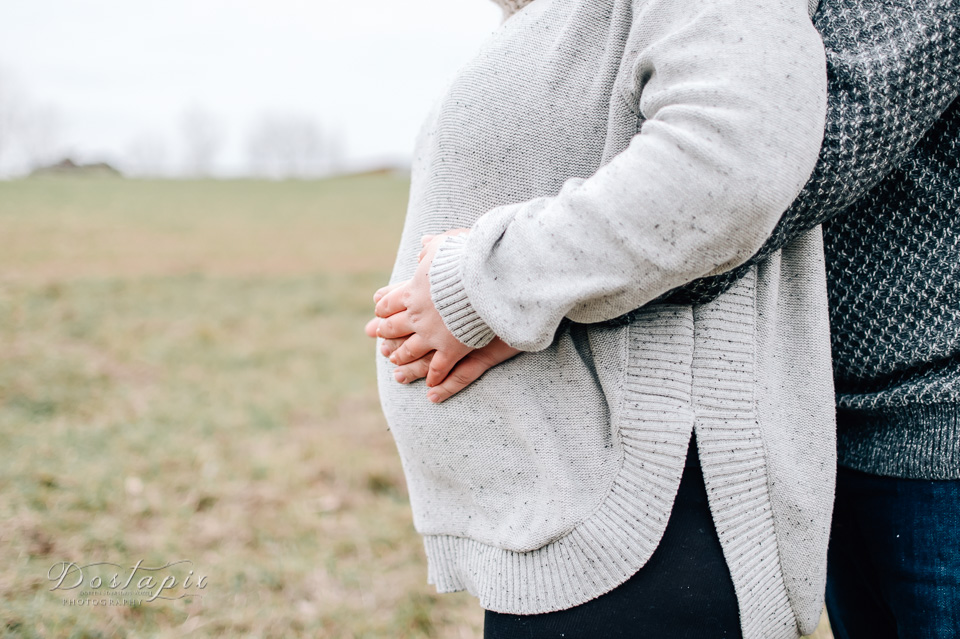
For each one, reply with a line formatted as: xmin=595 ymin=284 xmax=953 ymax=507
xmin=376 ymin=323 xmax=619 ymax=553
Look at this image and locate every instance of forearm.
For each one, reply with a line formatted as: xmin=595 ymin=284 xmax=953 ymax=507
xmin=653 ymin=0 xmax=960 ymax=308
xmin=429 ymin=0 xmax=826 ymax=351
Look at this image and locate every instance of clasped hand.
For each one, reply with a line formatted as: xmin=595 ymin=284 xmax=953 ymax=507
xmin=364 ymin=230 xmax=521 ymax=403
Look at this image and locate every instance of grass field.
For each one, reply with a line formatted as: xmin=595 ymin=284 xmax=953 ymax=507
xmin=0 ymin=175 xmax=833 ymax=638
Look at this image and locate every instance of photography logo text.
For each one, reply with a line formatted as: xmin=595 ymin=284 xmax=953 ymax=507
xmin=48 ymin=559 xmax=207 ymax=606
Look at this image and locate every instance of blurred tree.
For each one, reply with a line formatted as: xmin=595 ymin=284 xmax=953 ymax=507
xmin=0 ymin=68 xmax=24 ymax=173
xmin=125 ymin=132 xmax=171 ymax=177
xmin=180 ymin=105 xmax=224 ymax=177
xmin=246 ymin=113 xmax=328 ymax=179
xmin=20 ymin=104 xmax=64 ymax=170
xmin=0 ymin=68 xmax=65 ymax=175
xmin=326 ymin=125 xmax=346 ymax=175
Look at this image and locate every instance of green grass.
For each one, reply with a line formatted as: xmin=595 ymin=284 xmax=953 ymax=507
xmin=0 ymin=175 xmax=833 ymax=638
xmin=0 ymin=175 xmax=484 ymax=638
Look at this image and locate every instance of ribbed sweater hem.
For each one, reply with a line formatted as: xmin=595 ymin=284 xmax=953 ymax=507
xmin=422 ymin=306 xmax=696 ymax=616
xmin=836 ymin=402 xmax=960 ymax=480
xmin=421 ymin=274 xmax=801 ymax=639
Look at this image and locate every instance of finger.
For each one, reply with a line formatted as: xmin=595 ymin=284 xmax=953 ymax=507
xmin=375 ymin=285 xmax=409 ymax=318
xmin=426 ymin=346 xmax=470 ymax=388
xmin=379 ymin=336 xmax=407 ymax=358
xmin=373 ymin=282 xmax=404 ymax=304
xmin=376 ymin=310 xmax=414 ymax=339
xmin=392 ymin=353 xmax=433 ymax=384
xmin=390 ymin=334 xmax=433 ymax=366
xmin=426 ymin=356 xmax=491 ymax=403
xmin=426 ymin=338 xmax=523 ymax=403
xmin=365 ymin=317 xmax=381 ymax=339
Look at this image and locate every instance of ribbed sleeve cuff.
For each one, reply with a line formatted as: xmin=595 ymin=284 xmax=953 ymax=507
xmin=428 ymin=234 xmax=496 ymax=349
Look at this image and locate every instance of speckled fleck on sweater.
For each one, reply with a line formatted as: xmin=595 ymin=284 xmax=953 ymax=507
xmin=376 ymin=0 xmax=833 ymax=637
xmin=613 ymin=0 xmax=960 ymax=480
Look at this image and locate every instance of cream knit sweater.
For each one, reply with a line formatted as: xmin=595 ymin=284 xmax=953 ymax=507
xmin=376 ymin=0 xmax=832 ymax=637
xmin=490 ymin=0 xmax=536 ymax=20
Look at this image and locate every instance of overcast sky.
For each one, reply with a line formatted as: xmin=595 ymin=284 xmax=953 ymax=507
xmin=0 ymin=0 xmax=503 ymax=176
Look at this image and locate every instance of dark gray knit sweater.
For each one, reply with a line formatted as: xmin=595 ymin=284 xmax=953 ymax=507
xmin=603 ymin=0 xmax=960 ymax=479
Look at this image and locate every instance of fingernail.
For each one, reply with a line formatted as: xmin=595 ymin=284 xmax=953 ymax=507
xmin=394 ymin=370 xmax=405 ymax=383
xmin=389 ymin=354 xmax=398 ymax=364
xmin=381 ymin=344 xmax=390 ymax=356
xmin=427 ymin=392 xmax=440 ymax=403
xmin=373 ymin=291 xmax=383 ymax=303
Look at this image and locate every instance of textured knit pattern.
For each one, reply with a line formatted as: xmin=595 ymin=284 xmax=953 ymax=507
xmin=601 ymin=0 xmax=960 ymax=479
xmin=650 ymin=0 xmax=960 ymax=306
xmin=827 ymin=99 xmax=960 ymax=479
xmin=379 ymin=0 xmax=834 ymax=636
xmin=430 ymin=237 xmax=497 ymax=348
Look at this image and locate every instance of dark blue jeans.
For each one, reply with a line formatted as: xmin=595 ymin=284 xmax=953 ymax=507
xmin=826 ymin=466 xmax=960 ymax=639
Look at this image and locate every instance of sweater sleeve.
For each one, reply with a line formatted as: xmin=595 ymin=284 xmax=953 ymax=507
xmin=428 ymin=0 xmax=827 ymax=351
xmin=656 ymin=0 xmax=960 ymax=307
xmin=429 ymin=233 xmax=497 ymax=349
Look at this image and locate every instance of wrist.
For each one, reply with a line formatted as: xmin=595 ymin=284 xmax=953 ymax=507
xmin=427 ymin=234 xmax=496 ymax=349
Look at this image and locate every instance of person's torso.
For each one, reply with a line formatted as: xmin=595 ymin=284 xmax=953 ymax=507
xmin=376 ymin=0 xmax=834 ymax=632
xmin=382 ymin=0 xmax=652 ymax=553
xmin=824 ymin=97 xmax=960 ymax=412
